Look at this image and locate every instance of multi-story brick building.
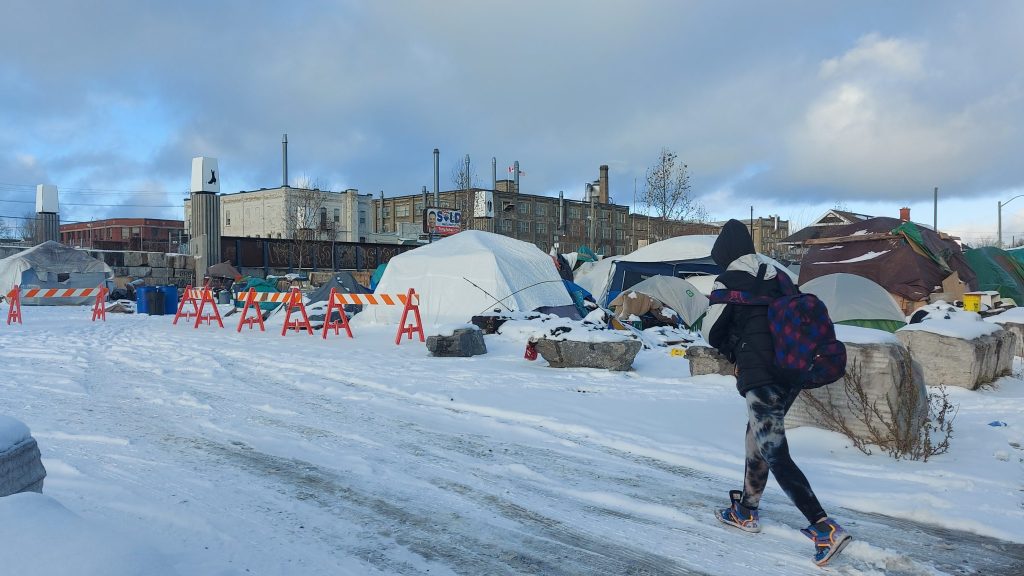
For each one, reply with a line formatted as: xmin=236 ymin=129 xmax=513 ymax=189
xmin=373 ymin=177 xmax=634 ymax=256
xmin=60 ymin=218 xmax=185 ymax=252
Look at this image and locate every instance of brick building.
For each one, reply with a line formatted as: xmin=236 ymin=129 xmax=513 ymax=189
xmin=60 ymin=218 xmax=185 ymax=252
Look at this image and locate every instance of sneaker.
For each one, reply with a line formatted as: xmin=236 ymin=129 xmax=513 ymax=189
xmin=800 ymin=518 xmax=852 ymax=566
xmin=716 ymin=490 xmax=761 ymax=533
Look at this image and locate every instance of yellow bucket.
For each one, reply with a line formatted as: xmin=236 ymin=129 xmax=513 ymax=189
xmin=963 ymin=293 xmax=981 ymax=312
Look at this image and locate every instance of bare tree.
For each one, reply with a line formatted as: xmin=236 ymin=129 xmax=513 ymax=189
xmin=272 ymin=176 xmax=336 ymax=271
xmin=450 ymin=157 xmax=478 ymax=195
xmin=640 ymin=148 xmax=707 ymax=241
xmin=19 ymin=212 xmax=37 ymax=244
xmin=0 ymin=217 xmax=11 ymax=241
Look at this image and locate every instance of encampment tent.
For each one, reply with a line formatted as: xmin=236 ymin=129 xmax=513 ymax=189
xmin=0 ymin=241 xmax=112 ymax=305
xmin=800 ymin=273 xmax=907 ymax=332
xmin=608 ymin=275 xmax=709 ymax=329
xmin=353 ymin=231 xmax=575 ymax=326
xmin=305 ymin=272 xmax=371 ymax=326
xmin=574 ymin=235 xmax=795 ymax=306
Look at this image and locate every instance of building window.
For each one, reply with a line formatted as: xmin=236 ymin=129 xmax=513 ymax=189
xmin=602 ymin=226 xmax=611 ymax=239
xmin=396 ymin=205 xmax=410 ymax=218
xmin=536 ymin=222 xmax=547 ymax=235
xmin=415 ymin=201 xmax=424 ymax=212
xmin=535 ymin=204 xmax=546 ymax=216
xmin=616 ymin=229 xmax=624 ymax=240
xmin=502 ymin=219 xmax=513 ymax=232
xmin=319 ymin=207 xmax=327 ymax=228
xmin=359 ymin=210 xmax=366 ymax=225
xmin=518 ymin=202 xmax=530 ymax=215
xmin=617 ymin=212 xmax=626 ymax=224
xmin=382 ymin=206 xmax=390 ymax=218
xmin=334 ymin=208 xmax=340 ymax=223
xmin=517 ymin=221 xmax=530 ymax=234
xmin=569 ymin=207 xmax=581 ymax=219
xmin=225 ymin=211 xmax=231 ymax=226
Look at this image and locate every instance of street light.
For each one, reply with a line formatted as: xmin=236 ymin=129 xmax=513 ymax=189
xmin=998 ymin=194 xmax=1024 ymax=248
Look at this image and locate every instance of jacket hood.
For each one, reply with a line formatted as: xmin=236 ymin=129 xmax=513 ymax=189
xmin=711 ymin=219 xmax=756 ymax=268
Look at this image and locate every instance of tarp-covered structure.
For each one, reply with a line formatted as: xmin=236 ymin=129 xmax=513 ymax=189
xmin=963 ymin=246 xmax=1024 ymax=306
xmin=575 ymin=235 xmax=795 ymax=306
xmin=305 ymin=272 xmax=371 ymax=325
xmin=799 ymin=218 xmax=977 ymax=311
xmin=0 ymin=241 xmax=112 ymax=305
xmin=354 ymin=231 xmax=575 ymax=326
xmin=574 ymin=235 xmax=722 ymax=305
xmin=608 ymin=275 xmax=709 ymax=329
xmin=800 ymin=273 xmax=907 ymax=333
xmin=232 ymin=277 xmax=282 ymax=311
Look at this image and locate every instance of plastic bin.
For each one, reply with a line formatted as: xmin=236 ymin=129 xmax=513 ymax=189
xmin=962 ymin=292 xmax=981 ymax=312
xmin=136 ymin=286 xmax=154 ymax=314
xmin=160 ymin=286 xmax=178 ymax=315
xmin=145 ymin=289 xmax=166 ymax=316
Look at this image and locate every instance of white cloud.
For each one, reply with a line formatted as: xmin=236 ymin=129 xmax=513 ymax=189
xmin=820 ymin=33 xmax=926 ymax=81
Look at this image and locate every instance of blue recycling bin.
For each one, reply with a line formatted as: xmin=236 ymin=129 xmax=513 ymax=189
xmin=160 ymin=286 xmax=178 ymax=315
xmin=136 ymin=286 xmax=154 ymax=314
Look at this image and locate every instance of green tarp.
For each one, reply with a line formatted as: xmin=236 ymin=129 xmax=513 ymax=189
xmin=963 ymin=246 xmax=1024 ymax=305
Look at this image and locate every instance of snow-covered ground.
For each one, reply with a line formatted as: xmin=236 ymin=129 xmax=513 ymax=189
xmin=1 ymin=307 xmax=1023 ymax=575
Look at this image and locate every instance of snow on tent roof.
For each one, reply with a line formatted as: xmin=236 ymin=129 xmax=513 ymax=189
xmin=800 ymin=273 xmax=907 ymax=325
xmin=351 ymin=231 xmax=572 ymax=326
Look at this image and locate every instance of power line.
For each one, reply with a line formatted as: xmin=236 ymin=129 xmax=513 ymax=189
xmin=0 ymin=198 xmax=180 ymax=208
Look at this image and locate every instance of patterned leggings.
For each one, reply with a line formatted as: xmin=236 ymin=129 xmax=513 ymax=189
xmin=740 ymin=383 xmax=827 ymax=525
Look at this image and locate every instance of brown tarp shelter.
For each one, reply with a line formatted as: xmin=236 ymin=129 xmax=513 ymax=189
xmin=798 ymin=217 xmax=976 ymax=308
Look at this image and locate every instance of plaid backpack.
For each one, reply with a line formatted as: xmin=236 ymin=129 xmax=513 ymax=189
xmin=709 ymin=265 xmax=847 ymax=389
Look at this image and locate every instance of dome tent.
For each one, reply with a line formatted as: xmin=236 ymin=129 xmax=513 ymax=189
xmin=0 ymin=241 xmax=112 ymax=305
xmin=354 ymin=231 xmax=574 ymax=326
xmin=800 ymin=273 xmax=907 ymax=333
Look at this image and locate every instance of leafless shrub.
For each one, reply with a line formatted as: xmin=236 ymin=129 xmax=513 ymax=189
xmin=799 ymin=359 xmax=956 ymax=461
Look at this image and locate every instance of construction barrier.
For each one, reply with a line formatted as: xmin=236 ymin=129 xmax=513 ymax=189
xmin=172 ymin=282 xmax=223 ymax=328
xmin=280 ymin=288 xmax=312 ymax=336
xmin=321 ymin=288 xmax=424 ymax=345
xmin=4 ymin=285 xmax=108 ymax=325
xmin=235 ymin=288 xmax=266 ymax=332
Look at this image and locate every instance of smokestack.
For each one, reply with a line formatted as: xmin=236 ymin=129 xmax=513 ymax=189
xmin=558 ymin=190 xmax=565 ymax=232
xmin=900 ymin=207 xmax=911 ymax=222
xmin=282 ymin=134 xmax=289 ymax=188
xmin=464 ymin=154 xmax=471 ymax=191
xmin=433 ymin=148 xmax=440 ymax=205
xmin=513 ymin=160 xmax=520 ymax=194
xmin=599 ymin=165 xmax=609 ymax=204
xmin=492 ymin=157 xmax=497 ymax=191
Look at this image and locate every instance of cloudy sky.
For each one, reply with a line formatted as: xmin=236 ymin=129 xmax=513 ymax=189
xmin=1 ymin=1 xmax=1022 ymax=244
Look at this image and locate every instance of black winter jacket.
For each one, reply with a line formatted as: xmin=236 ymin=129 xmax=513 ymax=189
xmin=702 ymin=219 xmax=786 ymax=396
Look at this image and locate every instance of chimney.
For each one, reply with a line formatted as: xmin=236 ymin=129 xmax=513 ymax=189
xmin=282 ymin=134 xmax=288 ymax=187
xmin=899 ymin=207 xmax=911 ymax=222
xmin=599 ymin=165 xmax=609 ymax=204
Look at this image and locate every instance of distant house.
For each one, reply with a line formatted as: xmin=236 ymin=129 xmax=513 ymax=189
xmin=779 ymin=209 xmax=873 ymax=261
xmin=60 ymin=218 xmax=185 ymax=253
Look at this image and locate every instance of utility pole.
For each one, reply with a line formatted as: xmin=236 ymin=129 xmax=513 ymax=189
xmin=934 ymin=187 xmax=938 ymax=232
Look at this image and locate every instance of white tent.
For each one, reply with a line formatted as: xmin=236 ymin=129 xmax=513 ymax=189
xmin=0 ymin=241 xmax=112 ymax=305
xmin=610 ymin=275 xmax=709 ymax=328
xmin=800 ymin=273 xmax=907 ymax=330
xmin=353 ymin=231 xmax=573 ymax=326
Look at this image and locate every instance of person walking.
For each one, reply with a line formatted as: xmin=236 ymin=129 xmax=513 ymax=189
xmin=701 ymin=219 xmax=852 ymax=567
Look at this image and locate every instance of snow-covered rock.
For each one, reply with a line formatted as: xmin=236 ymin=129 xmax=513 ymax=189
xmin=787 ymin=340 xmax=928 ymax=450
xmin=897 ymin=308 xmax=1015 ymax=389
xmin=534 ymin=339 xmax=642 ymax=371
xmin=0 ymin=415 xmax=45 ymax=497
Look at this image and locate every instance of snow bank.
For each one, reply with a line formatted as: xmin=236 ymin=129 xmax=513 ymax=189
xmin=899 ymin=302 xmax=1000 ymax=340
xmin=0 ymin=492 xmax=178 ymax=576
xmin=835 ymin=324 xmax=900 ymax=345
